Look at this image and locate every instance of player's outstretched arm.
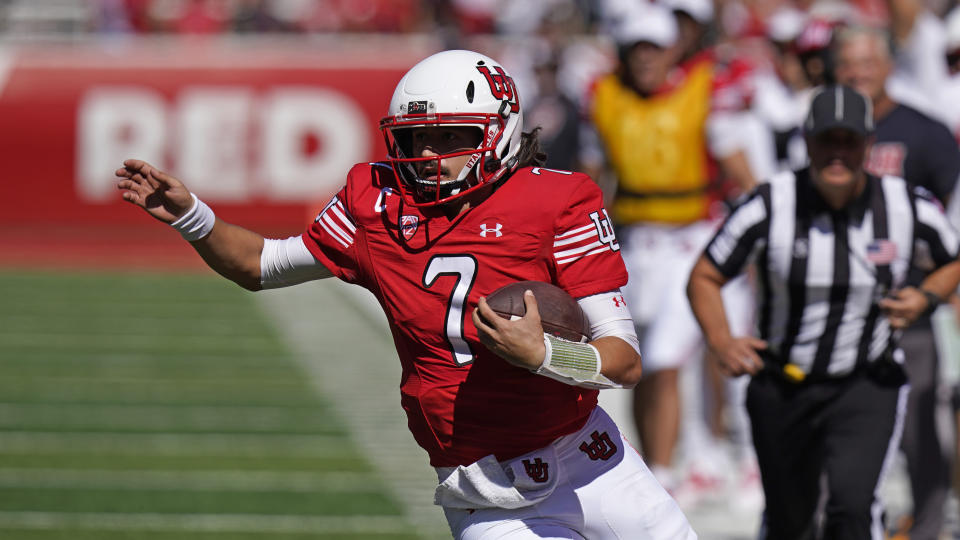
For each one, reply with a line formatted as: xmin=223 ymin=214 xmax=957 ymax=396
xmin=116 ymin=159 xmax=267 ymax=291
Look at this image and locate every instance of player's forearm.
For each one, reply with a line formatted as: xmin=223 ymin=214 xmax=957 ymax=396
xmin=593 ymin=336 xmax=643 ymax=388
xmin=189 ymin=219 xmax=266 ymax=291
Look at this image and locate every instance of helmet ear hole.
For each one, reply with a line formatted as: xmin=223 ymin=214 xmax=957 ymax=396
xmin=466 ymin=81 xmax=475 ymax=103
xmin=483 ymin=157 xmax=501 ymax=173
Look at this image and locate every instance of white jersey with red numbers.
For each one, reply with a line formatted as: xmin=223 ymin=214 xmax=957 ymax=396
xmin=302 ymin=163 xmax=628 ymax=468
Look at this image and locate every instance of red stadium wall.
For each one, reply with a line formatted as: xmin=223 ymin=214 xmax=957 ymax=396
xmin=0 ymin=39 xmax=432 ymax=269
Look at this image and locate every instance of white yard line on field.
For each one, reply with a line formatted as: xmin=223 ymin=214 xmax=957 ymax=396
xmin=0 ymin=403 xmax=334 ymax=430
xmin=257 ymin=280 xmax=450 ymax=539
xmin=0 ymin=511 xmax=408 ymax=535
xmin=0 ymin=332 xmax=276 ymax=349
xmin=0 ymin=431 xmax=351 ymax=457
xmin=0 ymin=468 xmax=379 ymax=493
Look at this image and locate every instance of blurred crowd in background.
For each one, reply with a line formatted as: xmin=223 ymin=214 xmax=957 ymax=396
xmin=1 ymin=1 xmax=958 ymax=150
xmin=4 ymin=0 xmax=960 ymax=536
xmin=0 ymin=0 xmax=954 ymax=39
xmin=6 ymin=0 xmax=954 ymax=183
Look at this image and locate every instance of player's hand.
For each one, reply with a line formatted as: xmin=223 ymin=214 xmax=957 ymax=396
xmin=115 ymin=159 xmax=194 ymax=224
xmin=708 ymin=335 xmax=768 ymax=377
xmin=473 ymin=290 xmax=547 ymax=370
xmin=879 ymin=287 xmax=928 ymax=329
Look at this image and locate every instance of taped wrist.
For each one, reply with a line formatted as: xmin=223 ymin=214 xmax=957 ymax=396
xmin=170 ymin=193 xmax=215 ymax=242
xmin=534 ymin=334 xmax=622 ymax=389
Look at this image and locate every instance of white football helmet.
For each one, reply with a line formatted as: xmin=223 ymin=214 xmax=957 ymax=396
xmin=380 ymin=49 xmax=524 ymax=207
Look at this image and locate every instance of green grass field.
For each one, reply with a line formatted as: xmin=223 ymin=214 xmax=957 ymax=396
xmin=0 ymin=270 xmax=422 ymax=539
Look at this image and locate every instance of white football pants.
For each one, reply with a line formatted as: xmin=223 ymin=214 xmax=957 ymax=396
xmin=436 ymin=407 xmax=697 ymax=539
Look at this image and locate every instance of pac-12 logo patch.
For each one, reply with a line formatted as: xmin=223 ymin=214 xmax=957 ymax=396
xmin=401 ymin=215 xmax=419 ymax=240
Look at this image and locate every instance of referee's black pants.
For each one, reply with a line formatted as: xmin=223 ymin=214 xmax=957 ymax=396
xmin=747 ymin=366 xmax=908 ymax=540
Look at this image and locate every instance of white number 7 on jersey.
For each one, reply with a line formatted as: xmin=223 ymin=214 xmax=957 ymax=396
xmin=422 ymin=255 xmax=478 ymax=366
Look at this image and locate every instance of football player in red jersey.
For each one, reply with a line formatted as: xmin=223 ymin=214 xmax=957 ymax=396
xmin=116 ymin=49 xmax=696 ymax=539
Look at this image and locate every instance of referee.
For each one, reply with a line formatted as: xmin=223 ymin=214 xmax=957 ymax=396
xmin=687 ymin=85 xmax=960 ymax=539
xmin=834 ymin=26 xmax=960 ymax=540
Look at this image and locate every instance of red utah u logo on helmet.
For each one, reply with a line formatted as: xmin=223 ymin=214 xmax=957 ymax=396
xmin=476 ymin=64 xmax=520 ymax=114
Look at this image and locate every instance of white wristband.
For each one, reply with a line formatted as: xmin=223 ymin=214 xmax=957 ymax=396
xmin=170 ymin=193 xmax=216 ymax=242
xmin=534 ymin=334 xmax=622 ymax=389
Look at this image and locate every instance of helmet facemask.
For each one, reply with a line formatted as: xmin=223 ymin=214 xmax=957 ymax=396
xmin=381 ymin=113 xmax=509 ymax=207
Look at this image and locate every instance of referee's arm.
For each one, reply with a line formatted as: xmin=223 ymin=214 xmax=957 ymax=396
xmin=880 ymin=186 xmax=960 ymax=328
xmin=880 ymin=257 xmax=960 ymax=329
xmin=687 ymin=256 xmax=767 ymax=377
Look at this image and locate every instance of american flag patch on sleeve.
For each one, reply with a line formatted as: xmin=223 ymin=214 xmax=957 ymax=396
xmin=866 ymin=239 xmax=897 ymax=264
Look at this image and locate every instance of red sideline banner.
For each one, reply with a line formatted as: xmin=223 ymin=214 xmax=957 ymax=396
xmin=0 ymin=39 xmax=434 ymax=235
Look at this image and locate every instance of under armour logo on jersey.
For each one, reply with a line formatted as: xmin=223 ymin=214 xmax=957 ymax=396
xmin=612 ymin=295 xmax=626 ymax=308
xmin=589 ymin=210 xmax=619 ymax=251
xmin=480 ymin=223 xmax=503 ymax=238
xmin=579 ymin=430 xmax=617 ymax=461
xmin=522 ymin=458 xmax=549 ymax=483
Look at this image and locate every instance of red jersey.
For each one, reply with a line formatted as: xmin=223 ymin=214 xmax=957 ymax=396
xmin=303 ymin=163 xmax=628 ymax=467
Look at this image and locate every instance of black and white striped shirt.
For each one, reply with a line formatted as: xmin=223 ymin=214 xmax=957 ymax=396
xmin=706 ymin=168 xmax=960 ymax=379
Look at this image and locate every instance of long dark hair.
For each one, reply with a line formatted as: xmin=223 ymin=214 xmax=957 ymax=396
xmin=515 ymin=127 xmax=547 ymax=168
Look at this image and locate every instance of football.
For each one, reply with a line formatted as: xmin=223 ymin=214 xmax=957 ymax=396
xmin=484 ymin=280 xmax=591 ymax=343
